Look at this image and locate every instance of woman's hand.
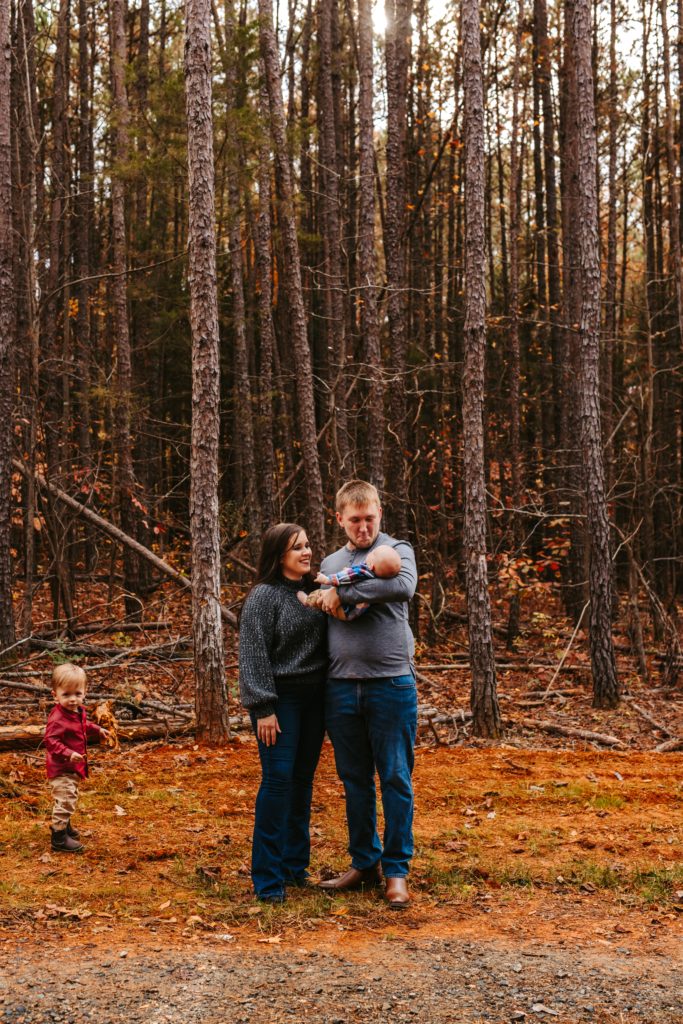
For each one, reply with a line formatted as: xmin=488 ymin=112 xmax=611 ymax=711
xmin=257 ymin=714 xmax=281 ymax=747
xmin=316 ymin=588 xmax=342 ymax=616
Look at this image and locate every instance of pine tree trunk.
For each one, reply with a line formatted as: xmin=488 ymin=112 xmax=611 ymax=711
xmin=225 ymin=0 xmax=260 ymax=558
xmin=603 ymin=0 xmax=618 ymax=491
xmin=658 ymin=0 xmax=683 ymax=593
xmin=254 ymin=73 xmax=279 ymax=528
xmin=384 ymin=0 xmax=411 ymax=534
xmin=357 ymin=0 xmax=384 ymax=491
xmin=533 ymin=0 xmax=562 ymax=461
xmin=318 ymin=0 xmax=349 ymax=473
xmin=640 ymin=1 xmax=657 ymax=595
xmin=0 ymin=0 xmax=15 ymax=649
xmin=75 ymin=0 xmax=95 ymax=571
xmin=15 ymin=0 xmax=40 ymax=635
xmin=461 ymin=0 xmax=502 ymax=738
xmin=569 ymin=0 xmax=620 ymax=708
xmin=506 ymin=0 xmax=524 ymax=648
xmin=559 ymin=0 xmax=587 ymax=624
xmin=40 ymin=0 xmax=69 ymax=482
xmin=185 ymin=0 xmax=230 ymax=743
xmin=110 ymin=0 xmax=141 ymax=618
xmin=258 ymin=0 xmax=325 ymax=559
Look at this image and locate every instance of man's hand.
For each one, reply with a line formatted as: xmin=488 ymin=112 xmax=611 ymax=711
xmin=317 ymin=588 xmax=342 ymax=616
xmin=256 ymin=714 xmax=281 ymax=747
xmin=69 ymin=751 xmax=85 ymax=763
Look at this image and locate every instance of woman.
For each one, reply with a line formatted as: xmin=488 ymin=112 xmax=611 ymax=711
xmin=238 ymin=523 xmax=327 ymax=903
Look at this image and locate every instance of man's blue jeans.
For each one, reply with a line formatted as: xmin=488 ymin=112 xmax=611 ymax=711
xmin=325 ymin=675 xmax=418 ymax=878
xmin=250 ymin=684 xmax=325 ymax=898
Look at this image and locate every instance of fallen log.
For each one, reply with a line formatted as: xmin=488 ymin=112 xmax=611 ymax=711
xmin=36 ymin=621 xmax=173 ymax=638
xmin=27 ymin=636 xmax=192 ymax=658
xmin=0 ymin=679 xmax=192 ymax=721
xmin=654 ymin=736 xmax=683 ymax=753
xmin=516 ymin=717 xmax=627 ymax=749
xmin=0 ymin=718 xmax=194 ymax=752
xmin=11 ymin=459 xmax=238 ymax=628
xmin=416 ymin=662 xmax=592 ymax=673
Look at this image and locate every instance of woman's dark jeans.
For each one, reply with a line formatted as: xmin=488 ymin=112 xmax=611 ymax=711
xmin=250 ymin=683 xmax=325 ymax=899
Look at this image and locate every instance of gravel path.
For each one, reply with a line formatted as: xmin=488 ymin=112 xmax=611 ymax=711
xmin=0 ymin=933 xmax=680 ymax=1024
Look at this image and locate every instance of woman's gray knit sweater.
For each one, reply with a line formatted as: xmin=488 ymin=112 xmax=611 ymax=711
xmin=238 ymin=578 xmax=327 ymax=718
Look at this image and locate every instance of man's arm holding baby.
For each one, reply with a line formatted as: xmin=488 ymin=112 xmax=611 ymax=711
xmin=337 ymin=541 xmax=416 ymax=606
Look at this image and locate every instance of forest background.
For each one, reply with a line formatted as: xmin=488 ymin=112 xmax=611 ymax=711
xmin=0 ymin=0 xmax=682 ymax=745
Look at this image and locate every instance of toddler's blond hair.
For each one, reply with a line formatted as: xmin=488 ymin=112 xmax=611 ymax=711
xmin=52 ymin=662 xmax=88 ymax=692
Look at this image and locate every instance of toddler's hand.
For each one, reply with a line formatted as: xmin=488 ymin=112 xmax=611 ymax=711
xmin=314 ymin=572 xmax=330 ymax=584
xmin=99 ymin=727 xmax=110 ymax=738
xmin=69 ymin=751 xmax=85 ymax=763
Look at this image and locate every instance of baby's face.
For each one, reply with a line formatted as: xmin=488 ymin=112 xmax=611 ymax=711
xmin=53 ymin=683 xmax=86 ymax=713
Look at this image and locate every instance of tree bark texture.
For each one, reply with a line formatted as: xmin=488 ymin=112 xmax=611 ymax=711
xmin=461 ymin=0 xmax=502 ymax=738
xmin=559 ymin=0 xmax=587 ymax=623
xmin=506 ymin=0 xmax=524 ymax=647
xmin=569 ymin=0 xmax=620 ymax=708
xmin=384 ymin=0 xmax=411 ymax=533
xmin=254 ymin=73 xmax=278 ymax=527
xmin=0 ymin=0 xmax=15 ymax=649
xmin=258 ymin=0 xmax=325 ymax=560
xmin=111 ymin=0 xmax=142 ymax=617
xmin=225 ymin=0 xmax=260 ymax=558
xmin=318 ymin=0 xmax=349 ymax=474
xmin=185 ymin=0 xmax=230 ymax=742
xmin=357 ymin=0 xmax=384 ymax=491
xmin=40 ymin=0 xmax=69 ymax=477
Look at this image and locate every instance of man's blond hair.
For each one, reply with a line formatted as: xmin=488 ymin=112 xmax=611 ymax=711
xmin=52 ymin=662 xmax=88 ymax=691
xmin=335 ymin=480 xmax=381 ymax=513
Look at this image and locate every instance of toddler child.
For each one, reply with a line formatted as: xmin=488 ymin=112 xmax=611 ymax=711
xmin=301 ymin=544 xmax=401 ymax=621
xmin=44 ymin=663 xmax=109 ymax=853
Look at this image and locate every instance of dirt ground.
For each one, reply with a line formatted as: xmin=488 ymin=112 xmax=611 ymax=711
xmin=1 ymin=740 xmax=682 ymax=1023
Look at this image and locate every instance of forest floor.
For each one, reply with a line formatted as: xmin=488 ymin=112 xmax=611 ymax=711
xmin=0 ymin=743 xmax=682 ymax=1023
xmin=1 ymin=584 xmax=682 ymax=1021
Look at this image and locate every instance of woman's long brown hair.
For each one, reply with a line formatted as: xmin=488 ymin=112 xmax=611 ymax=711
xmin=254 ymin=523 xmax=313 ymax=586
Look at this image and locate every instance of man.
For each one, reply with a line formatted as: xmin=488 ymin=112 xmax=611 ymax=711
xmin=313 ymin=480 xmax=417 ymax=909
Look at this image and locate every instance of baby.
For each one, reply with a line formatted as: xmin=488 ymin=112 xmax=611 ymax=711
xmin=302 ymin=544 xmax=401 ymax=621
xmin=44 ymin=663 xmax=109 ymax=853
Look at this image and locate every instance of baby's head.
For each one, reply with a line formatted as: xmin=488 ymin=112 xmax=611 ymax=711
xmin=52 ymin=663 xmax=88 ymax=713
xmin=366 ymin=544 xmax=401 ymax=578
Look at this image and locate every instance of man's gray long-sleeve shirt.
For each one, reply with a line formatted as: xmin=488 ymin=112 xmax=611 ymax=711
xmin=321 ymin=531 xmax=417 ymax=679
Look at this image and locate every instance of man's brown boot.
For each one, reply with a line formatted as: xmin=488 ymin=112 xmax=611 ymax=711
xmin=318 ymin=864 xmax=383 ymax=892
xmin=385 ymin=877 xmax=410 ymax=909
xmin=51 ymin=827 xmax=83 ymax=854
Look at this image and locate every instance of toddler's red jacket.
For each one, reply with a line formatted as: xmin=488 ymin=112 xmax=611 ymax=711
xmin=44 ymin=704 xmax=105 ymax=780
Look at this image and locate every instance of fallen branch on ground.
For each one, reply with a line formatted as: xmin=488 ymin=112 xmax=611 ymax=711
xmin=0 ymin=718 xmax=194 ymax=751
xmin=416 ymin=662 xmax=592 ymax=673
xmin=654 ymin=736 xmax=683 ymax=752
xmin=35 ymin=621 xmax=173 ymax=638
xmin=11 ymin=458 xmax=238 ymax=628
xmin=623 ymin=699 xmax=673 ymax=736
xmin=0 ymin=679 xmax=192 ymax=721
xmin=27 ymin=636 xmax=192 ymax=659
xmin=516 ymin=717 xmax=626 ymax=748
